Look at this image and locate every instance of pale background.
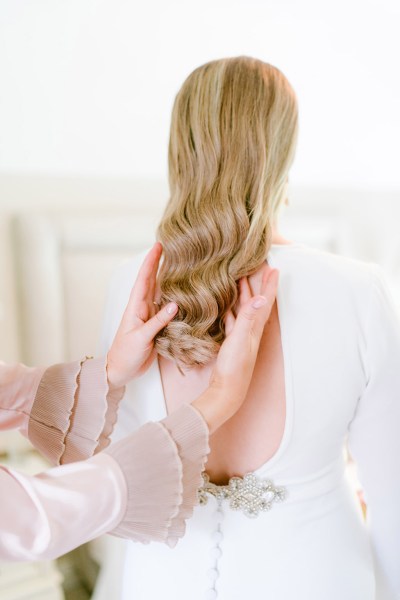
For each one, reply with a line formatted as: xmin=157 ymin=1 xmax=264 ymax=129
xmin=0 ymin=0 xmax=399 ymax=598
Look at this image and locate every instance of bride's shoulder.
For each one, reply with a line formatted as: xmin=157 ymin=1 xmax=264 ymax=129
xmin=273 ymin=243 xmax=378 ymax=293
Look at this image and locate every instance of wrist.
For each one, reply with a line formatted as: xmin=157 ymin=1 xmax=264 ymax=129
xmin=106 ymin=352 xmax=125 ymax=391
xmin=191 ymin=386 xmax=231 ymax=434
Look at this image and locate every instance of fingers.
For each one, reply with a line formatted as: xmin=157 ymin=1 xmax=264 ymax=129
xmin=238 ymin=277 xmax=252 ymax=308
xmin=146 ymin=243 xmax=163 ymax=306
xmin=121 ymin=243 xmax=163 ymax=328
xmin=260 ymin=263 xmax=274 ymax=296
xmin=224 ymin=309 xmax=236 ymax=336
xmin=233 ymin=269 xmax=279 ymax=340
xmin=139 ymin=301 xmax=178 ymax=342
xmin=136 ymin=243 xmax=162 ymax=304
xmin=225 ymin=277 xmax=251 ymax=329
xmin=195 ymin=268 xmax=279 ymax=432
xmin=211 ymin=268 xmax=279 ymax=387
xmin=230 ymin=266 xmax=271 ymax=323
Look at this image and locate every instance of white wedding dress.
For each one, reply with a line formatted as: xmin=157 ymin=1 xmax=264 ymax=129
xmin=101 ymin=244 xmax=400 ymax=600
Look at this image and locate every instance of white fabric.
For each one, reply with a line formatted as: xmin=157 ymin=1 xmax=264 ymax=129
xmin=101 ymin=244 xmax=400 ymax=600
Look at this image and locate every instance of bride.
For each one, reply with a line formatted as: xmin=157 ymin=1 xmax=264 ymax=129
xmin=101 ymin=56 xmax=400 ymax=599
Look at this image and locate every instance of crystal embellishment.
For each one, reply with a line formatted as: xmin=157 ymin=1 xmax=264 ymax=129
xmin=198 ymin=472 xmax=287 ymax=518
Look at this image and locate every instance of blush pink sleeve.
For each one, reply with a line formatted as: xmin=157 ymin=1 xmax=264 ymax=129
xmin=0 ymin=452 xmax=126 ymax=561
xmin=0 ymin=361 xmax=46 ymax=434
xmin=1 ymin=360 xmax=210 ymax=558
xmin=27 ymin=357 xmax=125 ymax=465
xmin=0 ymin=405 xmax=209 ymax=560
xmin=0 ymin=357 xmax=124 ymax=465
xmin=106 ymin=404 xmax=210 ymax=546
xmin=60 ymin=357 xmax=125 ymax=463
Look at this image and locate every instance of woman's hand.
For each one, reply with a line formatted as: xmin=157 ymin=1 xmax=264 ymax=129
xmin=192 ymin=266 xmax=279 ymax=433
xmin=106 ymin=243 xmax=178 ymax=389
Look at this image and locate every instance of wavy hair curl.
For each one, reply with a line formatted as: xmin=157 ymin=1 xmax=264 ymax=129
xmin=155 ymin=56 xmax=298 ymax=368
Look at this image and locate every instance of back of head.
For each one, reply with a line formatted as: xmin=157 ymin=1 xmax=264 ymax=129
xmin=155 ymin=56 xmax=298 ymax=369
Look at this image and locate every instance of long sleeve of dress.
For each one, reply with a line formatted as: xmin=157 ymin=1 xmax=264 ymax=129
xmin=0 ymin=361 xmax=210 ymax=561
xmin=347 ymin=266 xmax=400 ymax=600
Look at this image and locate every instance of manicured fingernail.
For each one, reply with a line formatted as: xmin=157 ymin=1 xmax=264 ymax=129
xmin=166 ymin=302 xmax=178 ymax=314
xmin=252 ymin=296 xmax=267 ymax=309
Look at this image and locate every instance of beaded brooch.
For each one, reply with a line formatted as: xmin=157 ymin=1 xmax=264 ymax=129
xmin=198 ymin=472 xmax=287 ymax=518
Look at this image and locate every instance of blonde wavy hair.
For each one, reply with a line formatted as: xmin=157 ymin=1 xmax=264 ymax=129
xmin=155 ymin=56 xmax=298 ymax=369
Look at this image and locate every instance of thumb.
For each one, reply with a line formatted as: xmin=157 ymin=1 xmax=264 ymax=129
xmin=139 ymin=301 xmax=179 ymax=343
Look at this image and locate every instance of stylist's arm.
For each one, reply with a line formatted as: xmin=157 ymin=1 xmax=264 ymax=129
xmin=0 ymin=243 xmax=278 ymax=560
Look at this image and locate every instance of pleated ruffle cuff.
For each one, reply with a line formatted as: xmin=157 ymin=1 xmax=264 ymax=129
xmin=106 ymin=404 xmax=209 ymax=546
xmin=161 ymin=404 xmax=210 ymax=547
xmin=28 ymin=357 xmax=125 ymax=465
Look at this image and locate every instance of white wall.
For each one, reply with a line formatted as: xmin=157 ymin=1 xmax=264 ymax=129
xmin=0 ymin=0 xmax=399 ymax=189
xmin=1 ymin=0 xmax=399 ymax=360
